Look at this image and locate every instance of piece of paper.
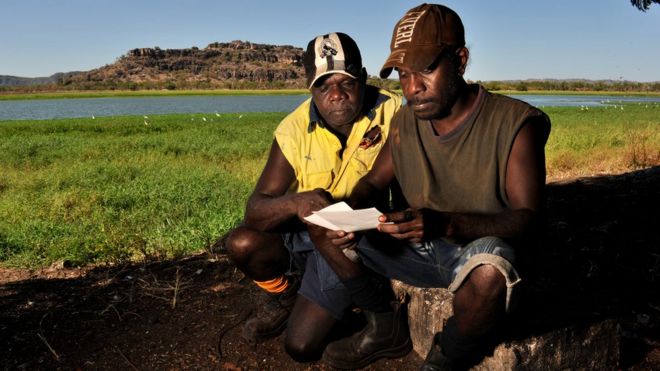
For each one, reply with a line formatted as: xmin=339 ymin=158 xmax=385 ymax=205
xmin=304 ymin=201 xmax=383 ymax=232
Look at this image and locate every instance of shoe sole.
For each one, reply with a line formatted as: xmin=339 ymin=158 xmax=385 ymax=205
xmin=322 ymin=338 xmax=413 ymax=370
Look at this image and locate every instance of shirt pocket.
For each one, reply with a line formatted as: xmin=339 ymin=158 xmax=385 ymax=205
xmin=299 ymin=170 xmax=335 ymax=192
xmin=350 ymin=141 xmax=385 ymax=173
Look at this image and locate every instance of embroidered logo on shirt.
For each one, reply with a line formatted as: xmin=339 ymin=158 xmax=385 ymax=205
xmin=359 ymin=126 xmax=382 ymax=149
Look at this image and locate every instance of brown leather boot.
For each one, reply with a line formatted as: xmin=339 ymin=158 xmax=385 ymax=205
xmin=242 ymin=274 xmax=300 ymax=344
xmin=322 ymin=301 xmax=412 ymax=369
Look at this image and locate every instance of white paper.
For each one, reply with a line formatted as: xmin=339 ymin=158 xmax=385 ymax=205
xmin=303 ymin=202 xmax=383 ymax=232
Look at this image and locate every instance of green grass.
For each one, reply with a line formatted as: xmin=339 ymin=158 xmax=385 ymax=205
xmin=0 ymin=89 xmax=308 ymax=101
xmin=0 ymin=112 xmax=281 ymax=267
xmin=545 ymin=103 xmax=660 ymax=179
xmin=0 ymin=103 xmax=658 ymax=268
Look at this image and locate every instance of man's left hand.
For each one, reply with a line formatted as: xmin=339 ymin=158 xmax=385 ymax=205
xmin=377 ymin=208 xmax=450 ymax=243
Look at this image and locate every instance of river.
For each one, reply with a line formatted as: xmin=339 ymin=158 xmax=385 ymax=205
xmin=1 ymin=93 xmax=660 ymax=121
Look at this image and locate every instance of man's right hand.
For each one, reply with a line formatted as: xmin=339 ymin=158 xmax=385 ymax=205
xmin=326 ymin=229 xmax=358 ymax=251
xmin=293 ymin=188 xmax=334 ymax=221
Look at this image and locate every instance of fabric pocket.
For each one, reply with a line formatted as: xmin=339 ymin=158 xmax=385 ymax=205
xmin=299 ymin=170 xmax=334 ymax=192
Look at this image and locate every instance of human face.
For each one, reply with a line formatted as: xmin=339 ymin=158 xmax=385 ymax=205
xmin=397 ymin=49 xmax=464 ymax=120
xmin=311 ymin=73 xmax=364 ymax=134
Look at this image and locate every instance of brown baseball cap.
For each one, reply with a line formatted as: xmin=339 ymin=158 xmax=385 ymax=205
xmin=380 ymin=3 xmax=465 ymax=78
xmin=303 ymin=32 xmax=363 ymax=89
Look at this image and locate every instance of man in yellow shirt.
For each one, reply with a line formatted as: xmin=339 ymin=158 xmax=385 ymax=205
xmin=224 ymin=32 xmax=403 ymax=362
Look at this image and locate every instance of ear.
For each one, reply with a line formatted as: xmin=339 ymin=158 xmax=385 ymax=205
xmin=360 ymin=67 xmax=368 ymax=83
xmin=457 ymin=47 xmax=469 ymax=76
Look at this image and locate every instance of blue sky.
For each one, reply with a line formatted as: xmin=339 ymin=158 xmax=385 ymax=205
xmin=2 ymin=0 xmax=659 ymax=82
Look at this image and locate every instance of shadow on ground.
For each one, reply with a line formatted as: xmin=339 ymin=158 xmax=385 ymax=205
xmin=513 ymin=166 xmax=660 ymax=369
xmin=1 ymin=167 xmax=658 ymax=369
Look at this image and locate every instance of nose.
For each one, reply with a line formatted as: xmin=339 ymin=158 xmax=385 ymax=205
xmin=404 ymin=73 xmax=425 ymax=98
xmin=328 ymin=84 xmax=347 ymax=102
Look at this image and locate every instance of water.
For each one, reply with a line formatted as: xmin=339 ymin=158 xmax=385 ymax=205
xmin=0 ymin=95 xmax=310 ymax=121
xmin=511 ymin=94 xmax=660 ymax=108
xmin=1 ymin=93 xmax=660 ymax=121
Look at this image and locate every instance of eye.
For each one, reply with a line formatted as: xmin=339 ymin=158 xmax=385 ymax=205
xmin=317 ymin=84 xmax=331 ymax=94
xmin=341 ymin=80 xmax=356 ymax=89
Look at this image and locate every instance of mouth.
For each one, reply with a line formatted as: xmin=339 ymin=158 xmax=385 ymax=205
xmin=329 ymin=107 xmax=353 ymax=116
xmin=410 ymin=99 xmax=432 ymax=111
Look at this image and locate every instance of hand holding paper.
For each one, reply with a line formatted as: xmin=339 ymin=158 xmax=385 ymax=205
xmin=303 ymin=202 xmax=384 ymax=232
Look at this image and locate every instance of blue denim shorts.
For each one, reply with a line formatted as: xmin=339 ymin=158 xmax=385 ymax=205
xmin=283 ymin=231 xmax=352 ymax=320
xmin=357 ymin=233 xmax=521 ymax=312
xmin=284 ymin=231 xmax=522 ymax=318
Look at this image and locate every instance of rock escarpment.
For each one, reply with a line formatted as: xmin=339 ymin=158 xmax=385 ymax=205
xmin=58 ymin=40 xmax=306 ymax=89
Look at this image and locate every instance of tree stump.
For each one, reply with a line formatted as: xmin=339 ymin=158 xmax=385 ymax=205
xmin=391 ymin=280 xmax=621 ymax=370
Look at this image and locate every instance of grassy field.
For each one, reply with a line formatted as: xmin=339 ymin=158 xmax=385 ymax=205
xmin=0 ymin=112 xmax=281 ymax=267
xmin=1 ymin=105 xmax=658 ymax=268
xmin=544 ymin=103 xmax=660 ymax=179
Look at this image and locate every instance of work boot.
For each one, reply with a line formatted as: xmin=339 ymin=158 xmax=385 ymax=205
xmin=242 ymin=274 xmax=300 ymax=344
xmin=322 ymin=301 xmax=412 ymax=369
xmin=420 ymin=333 xmax=456 ymax=371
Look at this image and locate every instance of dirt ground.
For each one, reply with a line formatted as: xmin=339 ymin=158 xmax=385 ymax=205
xmin=1 ymin=167 xmax=659 ymax=370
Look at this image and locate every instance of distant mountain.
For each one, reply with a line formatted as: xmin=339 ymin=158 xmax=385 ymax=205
xmin=1 ymin=40 xmax=306 ymax=89
xmin=2 ymin=43 xmax=657 ymax=91
xmin=0 ymin=72 xmax=79 ymax=86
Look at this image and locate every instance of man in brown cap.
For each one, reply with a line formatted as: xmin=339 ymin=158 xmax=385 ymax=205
xmin=223 ymin=32 xmax=402 ymax=362
xmin=319 ymin=3 xmax=551 ymax=370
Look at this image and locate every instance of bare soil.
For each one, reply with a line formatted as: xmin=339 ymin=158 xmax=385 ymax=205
xmin=2 ymin=167 xmax=659 ymax=370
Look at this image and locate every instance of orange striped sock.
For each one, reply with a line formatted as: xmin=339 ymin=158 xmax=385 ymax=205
xmin=254 ymin=275 xmax=289 ymax=294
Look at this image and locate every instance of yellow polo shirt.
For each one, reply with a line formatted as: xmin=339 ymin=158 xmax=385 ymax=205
xmin=275 ymin=86 xmax=401 ymax=200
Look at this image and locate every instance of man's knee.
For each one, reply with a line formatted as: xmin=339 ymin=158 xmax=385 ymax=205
xmin=224 ymin=227 xmax=260 ymax=265
xmin=464 ymin=264 xmax=507 ymax=301
xmin=284 ymin=335 xmax=322 ymax=363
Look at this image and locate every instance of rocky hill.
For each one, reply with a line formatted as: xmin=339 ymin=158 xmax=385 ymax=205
xmin=3 ymin=41 xmax=306 ymax=90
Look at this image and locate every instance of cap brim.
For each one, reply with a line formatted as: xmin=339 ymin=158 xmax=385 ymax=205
xmin=379 ymin=46 xmax=446 ymax=78
xmin=308 ymin=70 xmax=359 ymax=89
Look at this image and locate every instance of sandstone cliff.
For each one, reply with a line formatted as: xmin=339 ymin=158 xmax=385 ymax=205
xmin=54 ymin=40 xmax=306 ymax=90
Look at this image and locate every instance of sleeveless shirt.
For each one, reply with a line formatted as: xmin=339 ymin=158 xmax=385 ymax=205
xmin=391 ymin=85 xmax=550 ymax=214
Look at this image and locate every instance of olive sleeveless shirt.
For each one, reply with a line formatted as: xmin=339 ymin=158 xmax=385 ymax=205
xmin=390 ymin=85 xmax=550 ymax=214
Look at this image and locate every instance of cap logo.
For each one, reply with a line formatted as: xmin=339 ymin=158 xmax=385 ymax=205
xmin=384 ymin=50 xmax=406 ymax=66
xmin=393 ymin=10 xmax=426 ymax=48
xmin=320 ymin=39 xmax=338 ymax=58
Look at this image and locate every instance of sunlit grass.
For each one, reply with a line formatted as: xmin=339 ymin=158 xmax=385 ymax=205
xmin=545 ymin=103 xmax=660 ymax=180
xmin=0 ymin=103 xmax=658 ymax=268
xmin=0 ymin=113 xmax=279 ymax=267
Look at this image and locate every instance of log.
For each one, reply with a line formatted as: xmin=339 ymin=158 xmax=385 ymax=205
xmin=391 ymin=280 xmax=620 ymax=370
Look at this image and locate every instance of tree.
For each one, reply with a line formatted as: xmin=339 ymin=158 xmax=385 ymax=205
xmin=631 ymin=0 xmax=660 ymax=11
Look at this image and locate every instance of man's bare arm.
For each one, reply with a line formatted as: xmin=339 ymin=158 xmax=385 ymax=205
xmin=244 ymin=139 xmax=332 ymax=231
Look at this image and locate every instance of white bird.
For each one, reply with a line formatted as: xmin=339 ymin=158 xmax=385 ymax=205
xmin=239 ymin=114 xmax=243 ymax=119
xmin=144 ymin=120 xmax=149 ymax=126
xmin=202 ymin=117 xmax=207 ymax=122
xmin=92 ymin=115 xmax=95 ymax=119
xmin=144 ymin=115 xmax=149 ymax=119
xmin=215 ymin=112 xmax=220 ymax=117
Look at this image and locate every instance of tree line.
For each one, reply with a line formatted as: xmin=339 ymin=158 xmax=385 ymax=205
xmin=367 ymin=77 xmax=660 ymax=93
